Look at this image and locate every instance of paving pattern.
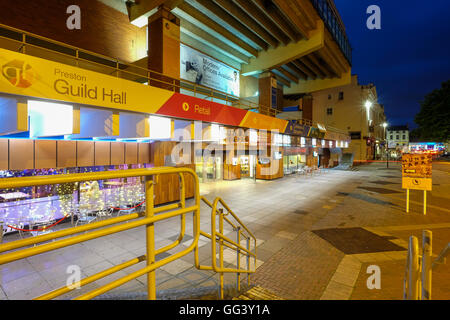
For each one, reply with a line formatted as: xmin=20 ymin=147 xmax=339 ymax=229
xmin=0 ymin=162 xmax=449 ymax=300
xmin=312 ymin=227 xmax=405 ymax=254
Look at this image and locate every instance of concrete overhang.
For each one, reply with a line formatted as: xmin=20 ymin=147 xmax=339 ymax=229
xmin=241 ymin=20 xmax=325 ymax=77
xmin=284 ymin=69 xmax=352 ymax=95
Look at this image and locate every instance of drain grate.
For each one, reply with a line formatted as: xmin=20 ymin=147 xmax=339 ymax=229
xmin=312 ymin=227 xmax=405 ymax=254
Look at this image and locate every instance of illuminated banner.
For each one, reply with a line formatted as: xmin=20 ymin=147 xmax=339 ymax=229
xmin=158 ymin=93 xmax=288 ymax=132
xmin=180 ymin=44 xmax=240 ymax=97
xmin=0 ymin=48 xmax=287 ymax=133
xmin=0 ymin=48 xmax=172 ymax=114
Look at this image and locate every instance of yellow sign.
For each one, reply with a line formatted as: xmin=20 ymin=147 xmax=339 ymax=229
xmin=402 ymin=153 xmax=432 ymax=191
xmin=402 ymin=177 xmax=432 ymax=191
xmin=0 ymin=48 xmax=173 ymax=114
xmin=402 ymin=153 xmax=432 ymax=178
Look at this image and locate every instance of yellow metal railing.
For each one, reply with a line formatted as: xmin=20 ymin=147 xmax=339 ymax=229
xmin=0 ymin=168 xmax=257 ymax=300
xmin=0 ymin=23 xmax=279 ymax=117
xmin=198 ymin=196 xmax=257 ymax=299
xmin=0 ymin=167 xmax=200 ymax=300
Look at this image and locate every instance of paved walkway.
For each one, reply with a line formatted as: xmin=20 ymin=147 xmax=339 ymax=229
xmin=0 ymin=162 xmax=449 ymax=300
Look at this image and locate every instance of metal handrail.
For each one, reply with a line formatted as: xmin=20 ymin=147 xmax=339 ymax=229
xmin=432 ymin=243 xmax=449 ymax=269
xmin=0 ymin=23 xmax=279 ymax=116
xmin=403 ymin=235 xmax=420 ymax=300
xmin=0 ymin=167 xmax=200 ymax=300
xmin=199 ymin=196 xmax=257 ymax=299
xmin=403 ymin=231 xmax=448 ymax=300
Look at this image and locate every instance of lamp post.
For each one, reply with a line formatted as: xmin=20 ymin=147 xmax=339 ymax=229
xmin=383 ymin=122 xmax=388 ymax=168
xmin=365 ymin=100 xmax=373 ymax=161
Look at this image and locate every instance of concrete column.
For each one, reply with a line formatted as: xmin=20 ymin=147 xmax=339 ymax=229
xmin=302 ymin=94 xmax=313 ymax=122
xmin=147 ymin=5 xmax=180 ymax=92
xmin=258 ymin=72 xmax=277 ymax=114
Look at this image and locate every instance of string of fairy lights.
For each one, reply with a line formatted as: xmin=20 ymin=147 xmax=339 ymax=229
xmin=0 ymin=165 xmax=148 ymax=235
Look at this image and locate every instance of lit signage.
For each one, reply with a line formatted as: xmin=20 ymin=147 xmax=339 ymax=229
xmin=180 ymin=44 xmax=240 ymax=97
xmin=28 ymin=100 xmax=73 ymax=137
xmin=149 ymin=116 xmax=171 ymax=139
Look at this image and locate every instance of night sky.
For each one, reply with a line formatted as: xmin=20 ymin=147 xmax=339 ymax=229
xmin=334 ymin=0 xmax=450 ymax=128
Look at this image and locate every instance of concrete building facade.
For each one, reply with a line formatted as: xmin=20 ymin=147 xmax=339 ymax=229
xmin=310 ymin=75 xmax=387 ymax=162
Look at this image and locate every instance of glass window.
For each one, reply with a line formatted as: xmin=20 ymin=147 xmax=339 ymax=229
xmin=339 ymin=92 xmax=344 ymax=100
xmin=149 ymin=116 xmax=171 ymax=139
xmin=327 ymin=108 xmax=333 ymax=115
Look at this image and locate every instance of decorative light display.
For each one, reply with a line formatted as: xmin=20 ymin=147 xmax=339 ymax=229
xmin=0 ymin=164 xmax=147 ymax=235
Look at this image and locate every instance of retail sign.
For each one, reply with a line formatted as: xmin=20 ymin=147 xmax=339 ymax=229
xmin=0 ymin=48 xmax=173 ymax=114
xmin=350 ymin=131 xmax=361 ymax=140
xmin=285 ymin=120 xmax=310 ymax=136
xmin=401 ymin=154 xmax=432 ymax=191
xmin=157 ymin=93 xmax=288 ymax=132
xmin=0 ymin=48 xmax=289 ymax=133
xmin=308 ymin=127 xmax=325 ymax=139
xmin=180 ymin=44 xmax=240 ymax=97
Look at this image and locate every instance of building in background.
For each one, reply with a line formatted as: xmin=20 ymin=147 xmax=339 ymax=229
xmin=387 ymin=125 xmax=409 ymax=159
xmin=0 ymin=0 xmax=354 ymax=228
xmin=309 ymin=75 xmax=387 ymax=163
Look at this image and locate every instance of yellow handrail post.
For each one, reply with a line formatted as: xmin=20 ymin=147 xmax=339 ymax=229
xmin=246 ymin=237 xmax=250 ymax=286
xmin=236 ymin=226 xmax=241 ymax=292
xmin=145 ymin=175 xmax=156 ymax=300
xmin=21 ymin=33 xmax=26 ymax=54
xmin=219 ymin=208 xmax=224 ymax=299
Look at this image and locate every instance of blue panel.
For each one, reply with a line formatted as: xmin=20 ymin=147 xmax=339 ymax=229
xmin=69 ymin=107 xmax=115 ymax=139
xmin=283 ymin=105 xmax=300 ymax=112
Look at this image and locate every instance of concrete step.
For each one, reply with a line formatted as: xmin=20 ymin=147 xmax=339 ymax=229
xmin=94 ymin=284 xmax=249 ymax=300
xmin=232 ymin=286 xmax=284 ymax=300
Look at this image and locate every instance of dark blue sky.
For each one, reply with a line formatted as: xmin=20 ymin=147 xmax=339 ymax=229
xmin=334 ymin=0 xmax=450 ymax=128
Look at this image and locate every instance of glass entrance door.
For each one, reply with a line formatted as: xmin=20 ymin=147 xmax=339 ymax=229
xmin=201 ymin=156 xmax=223 ymax=182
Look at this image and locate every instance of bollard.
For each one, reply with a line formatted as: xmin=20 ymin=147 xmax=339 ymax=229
xmin=421 ymin=230 xmax=432 ymax=300
xmin=407 ymin=236 xmax=420 ymax=300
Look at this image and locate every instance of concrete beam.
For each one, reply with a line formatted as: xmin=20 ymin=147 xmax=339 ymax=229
xmin=213 ymin=0 xmax=279 ymax=48
xmin=127 ymin=0 xmax=182 ymax=23
xmin=180 ymin=18 xmax=250 ymax=64
xmin=284 ymin=69 xmax=351 ymax=94
xmin=272 ymin=0 xmax=311 ymax=39
xmin=233 ymin=0 xmax=291 ymax=45
xmin=195 ymin=0 xmax=268 ymax=51
xmin=176 ymin=2 xmax=259 ymax=57
xmin=241 ymin=20 xmax=324 ymax=76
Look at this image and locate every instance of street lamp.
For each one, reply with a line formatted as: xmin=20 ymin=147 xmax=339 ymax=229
xmin=364 ymin=100 xmax=373 ymax=160
xmin=383 ymin=122 xmax=389 ymax=168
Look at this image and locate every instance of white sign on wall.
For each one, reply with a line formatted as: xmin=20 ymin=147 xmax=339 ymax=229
xmin=180 ymin=44 xmax=240 ymax=97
